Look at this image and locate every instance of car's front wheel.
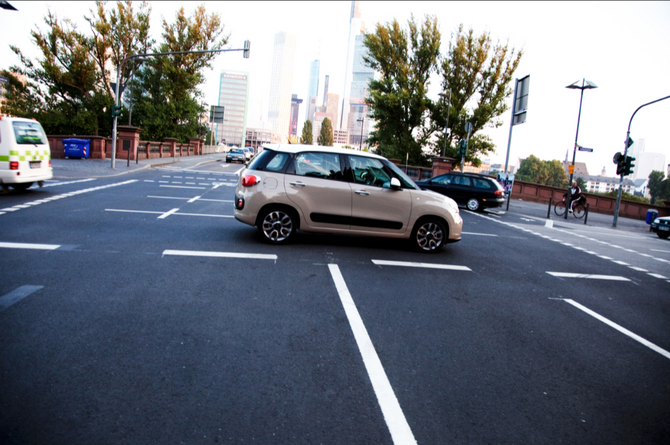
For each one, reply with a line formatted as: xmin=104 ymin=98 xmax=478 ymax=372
xmin=411 ymin=218 xmax=446 ymax=252
xmin=257 ymin=207 xmax=297 ymax=244
xmin=658 ymin=231 xmax=670 ymax=239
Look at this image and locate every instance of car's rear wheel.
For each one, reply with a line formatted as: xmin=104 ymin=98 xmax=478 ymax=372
xmin=466 ymin=198 xmax=480 ymax=212
xmin=411 ymin=218 xmax=446 ymax=252
xmin=10 ymin=182 xmax=33 ymax=191
xmin=258 ymin=207 xmax=297 ymax=244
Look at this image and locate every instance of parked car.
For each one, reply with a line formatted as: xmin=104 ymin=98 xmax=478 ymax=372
xmin=415 ymin=172 xmax=505 ymax=212
xmin=226 ymin=148 xmax=246 ymax=163
xmin=243 ymin=146 xmax=254 ymax=161
xmin=650 ymin=216 xmax=670 ymax=239
xmin=234 ymin=144 xmax=462 ymax=252
xmin=0 ymin=116 xmax=53 ymax=191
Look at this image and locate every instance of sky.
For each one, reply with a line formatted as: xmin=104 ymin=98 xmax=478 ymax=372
xmin=2 ymin=1 xmax=669 ymax=177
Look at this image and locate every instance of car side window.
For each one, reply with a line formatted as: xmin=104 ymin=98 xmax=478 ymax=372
xmin=294 ymin=152 xmax=343 ymax=180
xmin=432 ymin=175 xmax=452 ymax=185
xmin=453 ymin=175 xmax=471 ymax=186
xmin=348 ymin=155 xmax=394 ymax=187
xmin=265 ymin=152 xmax=290 ymax=171
xmin=473 ymin=178 xmax=492 ymax=189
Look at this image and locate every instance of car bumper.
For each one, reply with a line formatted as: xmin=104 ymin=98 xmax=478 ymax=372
xmin=481 ymin=197 xmax=506 ymax=208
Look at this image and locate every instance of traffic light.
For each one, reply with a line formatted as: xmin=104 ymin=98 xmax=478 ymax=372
xmin=624 ymin=155 xmax=635 ymax=176
xmin=243 ymin=40 xmax=251 ymax=59
xmin=457 ymin=140 xmax=467 ymax=156
xmin=614 ymin=152 xmax=625 ymax=175
xmin=111 ymin=105 xmax=122 ymax=117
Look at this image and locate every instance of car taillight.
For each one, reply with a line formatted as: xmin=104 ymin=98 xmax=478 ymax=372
xmin=494 ymin=190 xmax=503 ymax=197
xmin=10 ymin=162 xmax=19 ymax=170
xmin=241 ymin=174 xmax=260 ymax=187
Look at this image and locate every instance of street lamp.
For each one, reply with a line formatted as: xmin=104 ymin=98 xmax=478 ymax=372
xmin=437 ymin=91 xmax=451 ymax=156
xmin=564 ymin=78 xmax=597 ymax=219
xmin=357 ymin=116 xmax=364 ymax=150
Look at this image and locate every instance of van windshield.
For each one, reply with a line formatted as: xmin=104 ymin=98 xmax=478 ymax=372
xmin=13 ymin=121 xmax=47 ymax=145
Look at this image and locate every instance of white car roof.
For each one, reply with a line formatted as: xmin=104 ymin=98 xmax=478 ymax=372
xmin=261 ymin=144 xmax=385 ymax=160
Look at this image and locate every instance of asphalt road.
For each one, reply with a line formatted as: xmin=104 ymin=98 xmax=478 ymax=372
xmin=1 ymin=160 xmax=668 ymax=444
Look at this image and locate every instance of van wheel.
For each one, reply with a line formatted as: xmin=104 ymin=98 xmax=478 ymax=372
xmin=258 ymin=208 xmax=297 ymax=244
xmin=10 ymin=182 xmax=32 ymax=191
xmin=411 ymin=218 xmax=446 ymax=252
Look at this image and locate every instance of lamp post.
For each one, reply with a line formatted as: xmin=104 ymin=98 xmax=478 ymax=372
xmin=564 ymin=78 xmax=597 ymax=219
xmin=438 ymin=91 xmax=451 ymax=156
xmin=357 ymin=116 xmax=364 ymax=150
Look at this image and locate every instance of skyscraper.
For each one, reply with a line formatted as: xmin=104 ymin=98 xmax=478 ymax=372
xmin=305 ymin=60 xmax=320 ymax=123
xmin=216 ymin=70 xmax=250 ymax=147
xmin=290 ymin=94 xmax=303 ymax=137
xmin=268 ymin=32 xmax=297 ymax=143
xmin=340 ymin=1 xmax=365 ymax=130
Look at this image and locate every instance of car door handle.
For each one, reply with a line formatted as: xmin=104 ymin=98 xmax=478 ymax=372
xmin=289 ymin=181 xmax=306 ymax=187
xmin=354 ymin=190 xmax=370 ymax=195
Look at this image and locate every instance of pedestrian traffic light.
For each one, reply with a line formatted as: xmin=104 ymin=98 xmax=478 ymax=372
xmin=111 ymin=105 xmax=122 ymax=117
xmin=624 ymin=155 xmax=635 ymax=176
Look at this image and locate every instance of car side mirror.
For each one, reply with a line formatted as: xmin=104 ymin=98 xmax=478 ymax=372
xmin=390 ymin=177 xmax=401 ymax=189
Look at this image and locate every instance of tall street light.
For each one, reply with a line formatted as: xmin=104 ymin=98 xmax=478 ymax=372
xmin=356 ymin=116 xmax=364 ymax=150
xmin=564 ymin=78 xmax=597 ymax=219
xmin=438 ymin=91 xmax=451 ymax=156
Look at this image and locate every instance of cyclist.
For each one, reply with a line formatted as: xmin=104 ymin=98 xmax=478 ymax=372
xmin=568 ymin=180 xmax=584 ymax=212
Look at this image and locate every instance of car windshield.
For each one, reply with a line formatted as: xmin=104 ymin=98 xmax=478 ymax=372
xmin=231 ymin=149 xmax=243 ymax=154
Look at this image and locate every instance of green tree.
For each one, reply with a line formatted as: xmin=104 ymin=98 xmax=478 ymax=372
xmin=2 ymin=1 xmax=152 ymax=136
xmin=516 ymin=155 xmax=568 ymax=187
xmin=363 ymin=15 xmax=441 ymax=165
xmin=318 ymin=117 xmax=333 ymax=146
xmin=431 ymin=25 xmax=523 ymax=167
xmin=131 ymin=5 xmax=228 ymax=142
xmin=300 ymin=120 xmax=313 ymax=145
xmin=576 ymin=177 xmax=587 ymax=191
xmin=648 ymin=171 xmax=667 ymax=205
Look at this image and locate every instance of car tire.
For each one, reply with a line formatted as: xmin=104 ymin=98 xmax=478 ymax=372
xmin=257 ymin=207 xmax=297 ymax=244
xmin=658 ymin=232 xmax=670 ymax=239
xmin=466 ymin=198 xmax=480 ymax=212
xmin=411 ymin=218 xmax=446 ymax=252
xmin=10 ymin=182 xmax=33 ymax=191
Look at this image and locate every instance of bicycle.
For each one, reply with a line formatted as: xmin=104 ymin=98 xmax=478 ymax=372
xmin=554 ymin=197 xmax=586 ymax=218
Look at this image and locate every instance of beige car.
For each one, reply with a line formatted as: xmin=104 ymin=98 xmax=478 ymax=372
xmin=234 ymin=144 xmax=462 ymax=252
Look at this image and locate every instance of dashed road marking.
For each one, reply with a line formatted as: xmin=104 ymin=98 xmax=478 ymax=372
xmin=547 ymin=272 xmax=630 ymax=281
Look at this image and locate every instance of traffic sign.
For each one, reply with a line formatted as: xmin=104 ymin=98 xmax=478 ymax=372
xmin=578 ymin=146 xmax=593 ymax=152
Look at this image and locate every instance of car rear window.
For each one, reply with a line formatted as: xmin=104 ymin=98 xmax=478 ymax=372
xmin=12 ymin=121 xmax=47 ymax=145
xmin=473 ymin=178 xmax=493 ymax=189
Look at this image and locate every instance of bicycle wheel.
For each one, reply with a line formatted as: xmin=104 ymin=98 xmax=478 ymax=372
xmin=573 ymin=204 xmax=586 ymax=219
xmin=554 ymin=201 xmax=566 ymax=216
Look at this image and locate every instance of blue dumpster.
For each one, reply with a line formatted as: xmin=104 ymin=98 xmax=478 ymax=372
xmin=63 ymin=138 xmax=91 ymax=159
xmin=646 ymin=209 xmax=658 ymax=224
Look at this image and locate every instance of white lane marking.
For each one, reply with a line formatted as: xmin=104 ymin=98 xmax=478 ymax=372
xmin=651 ymin=249 xmax=670 ymax=254
xmin=187 ymin=196 xmax=201 ymax=203
xmin=0 ymin=285 xmax=44 ymax=312
xmin=372 ymin=259 xmax=471 ymax=271
xmin=547 ymin=272 xmax=630 ymax=281
xmin=199 ymin=198 xmax=233 ymax=203
xmin=461 ymin=232 xmax=498 ymax=237
xmin=0 ymin=242 xmax=60 ymax=250
xmin=545 ymin=220 xmax=553 ymax=228
xmin=106 ymin=209 xmax=163 ymax=215
xmin=163 ymin=249 xmax=277 ymax=260
xmin=328 ymin=264 xmax=417 ymax=445
xmin=158 ymin=208 xmax=180 ymax=219
xmin=147 ymin=196 xmax=190 ymax=200
xmin=172 ymin=212 xmax=233 ymax=218
xmin=648 ymin=273 xmax=668 ymax=279
xmin=159 ymin=185 xmax=206 ymax=189
xmin=564 ymin=299 xmax=670 ymax=360
xmin=629 ymin=266 xmax=649 ymax=272
xmin=38 ymin=178 xmax=96 ymax=187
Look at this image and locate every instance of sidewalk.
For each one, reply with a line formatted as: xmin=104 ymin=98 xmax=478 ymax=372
xmin=495 ymin=197 xmax=652 ymax=234
xmin=51 ymin=153 xmax=229 ymax=179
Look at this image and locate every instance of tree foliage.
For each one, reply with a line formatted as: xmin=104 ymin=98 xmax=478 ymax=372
xmin=317 ymin=118 xmax=333 ymax=146
xmin=430 ymin=25 xmax=523 ymax=165
xmin=516 ymin=155 xmax=568 ymax=187
xmin=648 ymin=170 xmax=670 ymax=205
xmin=2 ymin=1 xmax=152 ymax=136
xmin=363 ymin=15 xmax=441 ymax=165
xmin=300 ymin=120 xmax=313 ymax=145
xmin=131 ymin=5 xmax=228 ymax=142
xmin=2 ymin=1 xmax=227 ymax=143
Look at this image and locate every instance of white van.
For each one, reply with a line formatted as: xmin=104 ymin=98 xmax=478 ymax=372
xmin=0 ymin=116 xmax=53 ymax=191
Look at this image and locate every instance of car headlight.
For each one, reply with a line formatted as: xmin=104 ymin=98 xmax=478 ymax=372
xmin=653 ymin=218 xmax=660 ymax=224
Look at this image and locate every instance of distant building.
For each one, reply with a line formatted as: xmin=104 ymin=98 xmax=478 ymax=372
xmin=347 ymin=100 xmax=370 ymax=147
xmin=576 ymin=174 xmax=635 ymax=195
xmin=290 ymin=94 xmax=303 ymax=137
xmin=216 ymin=70 xmax=250 ymax=147
xmin=340 ymin=1 xmax=366 ymax=131
xmin=562 ymin=160 xmax=589 ymax=176
xmin=333 ymin=129 xmax=349 ymax=145
xmin=312 ymin=111 xmax=335 ymax=142
xmin=305 ymin=60 xmax=320 ymax=123
xmin=245 ymin=122 xmax=280 ymax=151
xmin=268 ymin=32 xmax=297 ymax=144
xmin=325 ymin=92 xmax=339 ymax=130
